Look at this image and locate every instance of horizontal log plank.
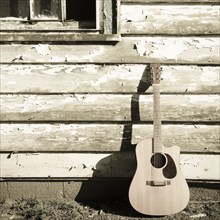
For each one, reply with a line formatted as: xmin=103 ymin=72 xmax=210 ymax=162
xmin=1 ymin=64 xmax=219 ymax=94
xmin=121 ymin=5 xmax=220 ymax=35
xmin=1 ymin=94 xmax=219 ymax=122
xmin=0 ymin=124 xmax=219 ymax=153
xmin=0 ymin=152 xmax=219 ymax=180
xmin=0 ymin=37 xmax=219 ymax=64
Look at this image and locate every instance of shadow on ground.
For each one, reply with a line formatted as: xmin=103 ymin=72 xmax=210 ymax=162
xmin=75 ymin=65 xmax=152 ymax=218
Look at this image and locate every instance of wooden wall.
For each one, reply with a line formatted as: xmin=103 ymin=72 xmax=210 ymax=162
xmin=0 ymin=0 xmax=220 ymax=194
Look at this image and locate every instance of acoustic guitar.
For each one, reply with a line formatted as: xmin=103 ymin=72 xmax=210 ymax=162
xmin=129 ymin=64 xmax=190 ymax=216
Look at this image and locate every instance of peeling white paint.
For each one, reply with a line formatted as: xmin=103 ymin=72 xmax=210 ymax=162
xmin=134 ymin=37 xmax=219 ymax=62
xmin=161 ymin=71 xmax=178 ymax=82
xmin=188 ymin=38 xmax=215 ymax=50
xmin=200 ymin=67 xmax=220 ymax=82
xmin=180 ymin=156 xmax=201 ymax=167
xmin=187 ymin=83 xmax=198 ymax=91
xmin=135 ymin=39 xmax=148 ymax=56
xmin=135 ymin=39 xmax=188 ymax=60
xmin=18 ymin=124 xmax=53 ymax=134
xmin=11 ymin=54 xmax=23 ymax=62
xmin=39 ymin=66 xmax=65 ymax=76
xmin=33 ymin=44 xmax=51 ymax=56
xmin=188 ymin=95 xmax=219 ymax=104
xmin=153 ymin=40 xmax=188 ymax=59
xmin=62 ymin=47 xmax=106 ymax=62
xmin=91 ymin=71 xmax=112 ymax=86
xmin=49 ymin=56 xmax=64 ymax=62
xmin=80 ymin=95 xmax=98 ymax=103
xmin=79 ymin=65 xmax=98 ymax=73
xmin=6 ymin=80 xmax=16 ymax=85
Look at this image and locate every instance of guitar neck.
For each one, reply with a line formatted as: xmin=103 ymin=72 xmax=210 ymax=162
xmin=153 ymin=84 xmax=162 ymax=152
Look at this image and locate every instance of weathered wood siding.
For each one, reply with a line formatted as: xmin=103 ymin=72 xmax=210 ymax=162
xmin=1 ymin=153 xmax=219 ymax=180
xmin=1 ymin=124 xmax=219 ymax=153
xmin=121 ymin=5 xmax=220 ymax=35
xmin=1 ymin=65 xmax=219 ymax=93
xmin=0 ymin=0 xmax=220 ymax=185
xmin=0 ymin=38 xmax=219 ymax=63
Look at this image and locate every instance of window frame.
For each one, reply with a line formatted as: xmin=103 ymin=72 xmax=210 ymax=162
xmin=0 ymin=0 xmax=121 ymax=42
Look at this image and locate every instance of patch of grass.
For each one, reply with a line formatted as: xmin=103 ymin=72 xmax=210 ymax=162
xmin=1 ymin=197 xmax=220 ymax=220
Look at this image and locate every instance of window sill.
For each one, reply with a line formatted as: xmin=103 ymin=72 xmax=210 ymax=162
xmin=0 ymin=32 xmax=121 ymax=42
xmin=0 ymin=20 xmax=97 ymax=30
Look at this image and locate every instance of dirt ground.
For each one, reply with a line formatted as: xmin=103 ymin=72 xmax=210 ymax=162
xmin=0 ymin=185 xmax=219 ymax=220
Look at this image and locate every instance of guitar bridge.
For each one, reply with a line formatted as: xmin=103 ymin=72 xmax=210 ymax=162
xmin=146 ymin=180 xmax=171 ymax=186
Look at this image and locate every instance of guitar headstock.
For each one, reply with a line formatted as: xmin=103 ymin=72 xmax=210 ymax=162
xmin=150 ymin=64 xmax=161 ymax=84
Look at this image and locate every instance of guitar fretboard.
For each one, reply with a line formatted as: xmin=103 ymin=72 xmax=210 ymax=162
xmin=153 ymin=84 xmax=162 ymax=152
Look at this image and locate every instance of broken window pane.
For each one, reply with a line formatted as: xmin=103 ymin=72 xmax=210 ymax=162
xmin=0 ymin=0 xmax=29 ymax=19
xmin=30 ymin=0 xmax=60 ymax=20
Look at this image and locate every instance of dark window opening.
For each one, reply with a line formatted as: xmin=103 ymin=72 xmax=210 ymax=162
xmin=66 ymin=0 xmax=96 ymax=21
xmin=66 ymin=0 xmax=96 ymax=29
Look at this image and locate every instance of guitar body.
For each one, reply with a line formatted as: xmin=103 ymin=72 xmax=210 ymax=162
xmin=129 ymin=139 xmax=190 ymax=216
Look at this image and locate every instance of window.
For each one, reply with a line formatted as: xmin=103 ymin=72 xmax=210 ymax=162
xmin=0 ymin=0 xmax=120 ymax=41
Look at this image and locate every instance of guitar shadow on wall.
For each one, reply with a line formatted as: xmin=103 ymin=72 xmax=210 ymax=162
xmin=74 ymin=65 xmax=152 ymax=217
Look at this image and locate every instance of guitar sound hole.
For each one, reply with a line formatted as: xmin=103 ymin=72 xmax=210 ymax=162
xmin=151 ymin=153 xmax=167 ymax=169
